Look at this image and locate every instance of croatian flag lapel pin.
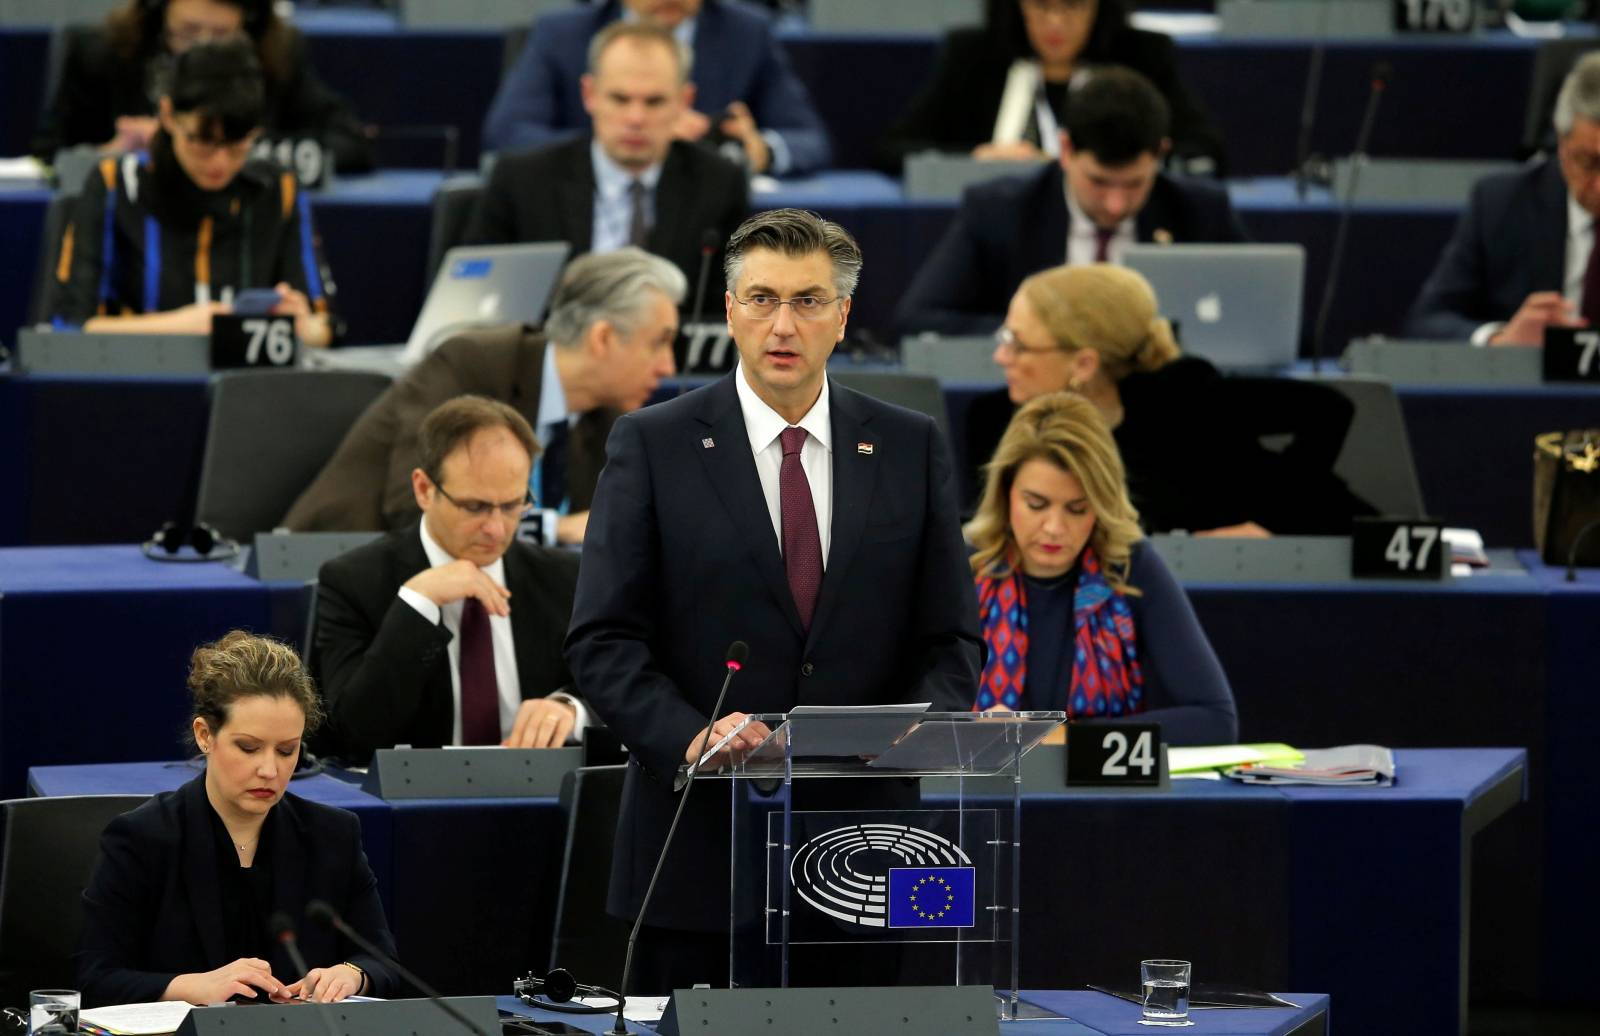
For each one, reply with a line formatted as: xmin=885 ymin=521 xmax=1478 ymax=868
xmin=857 ymin=442 xmax=874 ymax=455
xmin=701 ymin=437 xmax=715 ymax=449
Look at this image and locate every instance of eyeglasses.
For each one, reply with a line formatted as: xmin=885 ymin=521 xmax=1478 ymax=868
xmin=994 ymin=326 xmax=1069 ymax=357
xmin=429 ymin=478 xmax=536 ymax=521
xmin=732 ymin=294 xmax=842 ymax=321
xmin=171 ymin=125 xmax=261 ymax=159
xmin=165 ymin=22 xmax=242 ymax=51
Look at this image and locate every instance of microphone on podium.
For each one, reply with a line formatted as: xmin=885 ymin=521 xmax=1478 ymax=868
xmin=688 ymin=227 xmax=721 ymax=332
xmin=305 ymin=900 xmax=492 ymax=1036
xmin=612 ymin=640 xmax=749 ymax=1036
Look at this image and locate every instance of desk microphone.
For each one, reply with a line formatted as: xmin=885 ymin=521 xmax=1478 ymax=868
xmin=688 ymin=227 xmax=721 ymax=332
xmin=1293 ymin=0 xmax=1333 ymax=200
xmin=267 ymin=913 xmax=342 ymax=1036
xmin=1310 ymin=61 xmax=1390 ymax=374
xmin=305 ymin=900 xmax=492 ymax=1036
xmin=612 ymin=640 xmax=748 ymax=1036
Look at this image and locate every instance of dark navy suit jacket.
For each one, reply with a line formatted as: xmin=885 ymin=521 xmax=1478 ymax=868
xmin=76 ymin=775 xmax=398 ymax=1007
xmin=895 ymin=163 xmax=1249 ymax=335
xmin=483 ymin=0 xmax=830 ymax=173
xmin=1404 ymin=160 xmax=1568 ymax=340
xmin=565 ymin=374 xmax=983 ymax=930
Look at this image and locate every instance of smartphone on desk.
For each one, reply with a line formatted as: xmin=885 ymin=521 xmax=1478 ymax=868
xmin=232 ymin=288 xmax=282 ymax=315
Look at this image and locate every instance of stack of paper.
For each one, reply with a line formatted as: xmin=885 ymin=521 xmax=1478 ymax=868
xmin=79 ymin=1002 xmax=191 ymax=1036
xmin=1225 ymin=745 xmax=1396 ymax=786
xmin=1167 ymin=743 xmax=1303 ymax=778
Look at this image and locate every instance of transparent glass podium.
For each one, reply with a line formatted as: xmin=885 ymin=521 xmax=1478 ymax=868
xmin=692 ymin=708 xmax=1064 ymax=1021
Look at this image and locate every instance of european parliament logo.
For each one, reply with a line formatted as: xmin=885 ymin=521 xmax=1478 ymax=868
xmin=887 ymin=866 xmax=976 ymax=928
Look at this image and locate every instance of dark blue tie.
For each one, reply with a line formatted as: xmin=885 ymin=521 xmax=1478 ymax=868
xmin=541 ymin=421 xmax=569 ymax=511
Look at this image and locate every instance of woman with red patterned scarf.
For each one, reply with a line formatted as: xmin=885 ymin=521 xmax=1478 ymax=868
xmin=965 ymin=392 xmax=1236 ymax=744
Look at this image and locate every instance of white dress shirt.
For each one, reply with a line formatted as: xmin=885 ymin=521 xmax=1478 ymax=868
xmin=396 ymin=521 xmax=587 ymax=743
xmin=1472 ymin=193 xmax=1593 ymax=346
xmin=1065 ymin=181 xmax=1135 ymax=267
xmin=531 ymin=346 xmax=576 ymax=539
xmin=735 ymin=364 xmax=833 ymax=566
xmin=591 ymin=139 xmax=663 ymax=254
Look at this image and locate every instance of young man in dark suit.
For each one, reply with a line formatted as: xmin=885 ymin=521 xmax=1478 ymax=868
xmin=314 ymin=397 xmax=588 ymax=763
xmin=895 ymin=65 xmax=1248 ymax=336
xmin=484 ymin=0 xmax=830 ymax=174
xmin=467 ymin=20 xmax=749 ymax=318
xmin=566 ymin=209 xmax=983 ymax=992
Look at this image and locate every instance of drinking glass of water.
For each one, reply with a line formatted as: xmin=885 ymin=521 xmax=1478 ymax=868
xmin=1139 ymin=960 xmax=1193 ymax=1027
xmin=29 ymin=989 xmax=79 ymax=1035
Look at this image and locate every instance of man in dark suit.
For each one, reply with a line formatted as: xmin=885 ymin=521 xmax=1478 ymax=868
xmin=1405 ymin=53 xmax=1600 ymax=345
xmin=566 ymin=209 xmax=983 ymax=992
xmin=896 ymin=66 xmax=1247 ymax=336
xmin=314 ymin=397 xmax=589 ymax=763
xmin=468 ymin=20 xmax=749 ymax=318
xmin=283 ymin=248 xmax=683 ymax=543
xmin=483 ymin=0 xmax=829 ymax=174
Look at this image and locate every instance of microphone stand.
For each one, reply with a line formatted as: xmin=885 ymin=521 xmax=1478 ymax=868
xmin=268 ymin=914 xmax=343 ymax=1036
xmin=306 ymin=901 xmax=493 ymax=1036
xmin=612 ymin=643 xmax=748 ymax=1035
xmin=1294 ymin=0 xmax=1332 ymax=199
xmin=1310 ymin=63 xmax=1389 ymax=374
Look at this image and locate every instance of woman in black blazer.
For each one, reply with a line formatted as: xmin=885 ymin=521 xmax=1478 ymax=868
xmin=882 ymin=0 xmax=1224 ymax=174
xmin=967 ymin=263 xmax=1373 ymax=534
xmin=77 ymin=632 xmax=399 ymax=1008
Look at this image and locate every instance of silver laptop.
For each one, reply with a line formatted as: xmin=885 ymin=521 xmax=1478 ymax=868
xmin=401 ymin=242 xmax=570 ymax=363
xmin=1122 ymin=244 xmax=1305 ymax=370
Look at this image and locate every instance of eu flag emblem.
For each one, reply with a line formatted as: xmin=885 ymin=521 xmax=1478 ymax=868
xmin=887 ymin=867 xmax=976 ymax=928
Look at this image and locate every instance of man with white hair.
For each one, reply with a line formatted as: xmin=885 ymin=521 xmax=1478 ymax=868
xmin=283 ymin=247 xmax=683 ymax=543
xmin=1407 ymin=51 xmax=1600 ymax=345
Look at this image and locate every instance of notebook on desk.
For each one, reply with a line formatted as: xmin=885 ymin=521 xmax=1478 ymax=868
xmin=1123 ymin=243 xmax=1305 ymax=371
xmin=400 ymin=242 xmax=569 ymax=364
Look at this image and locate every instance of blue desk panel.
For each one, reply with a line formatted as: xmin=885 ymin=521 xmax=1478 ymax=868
xmin=29 ymin=750 xmax=1511 ymax=1034
xmin=0 ymin=18 xmax=1546 ymax=175
xmin=2 ymin=171 xmax=1461 ymax=368
xmin=0 ymin=545 xmax=305 ymax=795
xmin=493 ymin=991 xmax=1330 ymax=1035
xmin=8 ymin=367 xmax=1583 ymax=549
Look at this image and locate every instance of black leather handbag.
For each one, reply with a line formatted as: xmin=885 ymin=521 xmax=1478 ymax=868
xmin=1534 ymin=430 xmax=1600 ymax=567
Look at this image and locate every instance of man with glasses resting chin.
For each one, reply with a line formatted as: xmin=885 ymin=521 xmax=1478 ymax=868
xmin=312 ymin=396 xmax=590 ymax=763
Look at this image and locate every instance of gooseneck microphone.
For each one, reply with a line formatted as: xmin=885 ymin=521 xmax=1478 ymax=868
xmin=305 ymin=900 xmax=492 ymax=1036
xmin=612 ymin=640 xmax=749 ymax=1036
xmin=267 ymin=913 xmax=342 ymax=1036
xmin=688 ymin=227 xmax=721 ymax=332
xmin=1310 ymin=61 xmax=1390 ymax=374
xmin=1293 ymin=0 xmax=1333 ymax=200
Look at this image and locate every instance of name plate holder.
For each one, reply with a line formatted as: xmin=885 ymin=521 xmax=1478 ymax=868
xmin=1342 ymin=339 xmax=1545 ymax=387
xmin=247 ymin=531 xmax=382 ymax=583
xmin=903 ymin=152 xmax=1048 ymax=201
xmin=16 ymin=330 xmax=211 ymax=375
xmin=659 ymin=985 xmax=997 ymax=1036
xmin=1218 ymin=0 xmax=1396 ymax=38
xmin=922 ymin=741 xmax=1170 ymax=795
xmin=175 ymin=996 xmax=500 ymax=1036
xmin=363 ymin=746 xmax=582 ymax=799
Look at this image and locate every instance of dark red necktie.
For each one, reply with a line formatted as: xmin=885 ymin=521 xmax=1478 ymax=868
xmin=458 ymin=597 xmax=500 ymax=745
xmin=1583 ymin=229 xmax=1600 ymax=328
xmin=779 ymin=427 xmax=822 ymax=631
xmin=1094 ymin=227 xmax=1115 ymax=264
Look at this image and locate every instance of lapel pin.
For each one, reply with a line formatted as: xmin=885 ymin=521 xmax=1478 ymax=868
xmin=1154 ymin=228 xmax=1174 ymax=245
xmin=857 ymin=442 xmax=874 ymax=455
xmin=701 ymin=437 xmax=715 ymax=449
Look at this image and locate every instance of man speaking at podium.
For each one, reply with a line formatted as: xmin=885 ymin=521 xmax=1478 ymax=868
xmin=566 ymin=209 xmax=982 ymax=992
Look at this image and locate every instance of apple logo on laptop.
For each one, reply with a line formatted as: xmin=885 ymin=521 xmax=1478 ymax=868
xmin=1196 ymin=292 xmax=1222 ymax=324
xmin=478 ymin=293 xmax=501 ymax=318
